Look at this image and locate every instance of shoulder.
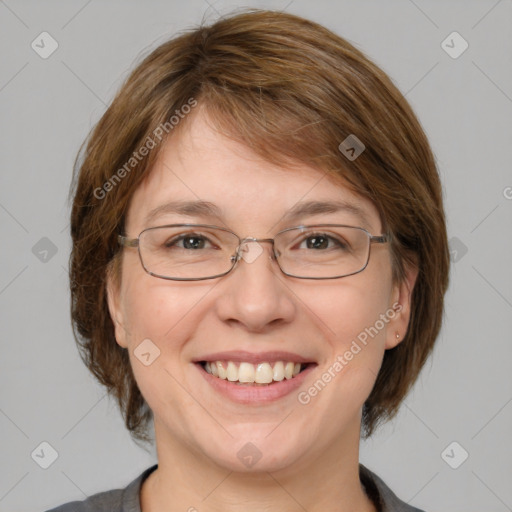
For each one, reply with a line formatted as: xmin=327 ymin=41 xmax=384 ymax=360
xmin=359 ymin=463 xmax=427 ymax=512
xmin=44 ymin=464 xmax=158 ymax=512
xmin=45 ymin=488 xmax=124 ymax=512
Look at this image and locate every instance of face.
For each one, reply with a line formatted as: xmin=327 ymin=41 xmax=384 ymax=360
xmin=107 ymin=108 xmax=415 ymax=475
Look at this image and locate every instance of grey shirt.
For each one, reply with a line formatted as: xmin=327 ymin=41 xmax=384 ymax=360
xmin=46 ymin=463 xmax=425 ymax=512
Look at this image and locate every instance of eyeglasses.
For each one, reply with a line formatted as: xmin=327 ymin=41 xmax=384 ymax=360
xmin=118 ymin=223 xmax=389 ymax=281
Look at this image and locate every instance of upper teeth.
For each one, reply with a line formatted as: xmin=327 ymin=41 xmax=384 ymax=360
xmin=204 ymin=361 xmax=302 ymax=383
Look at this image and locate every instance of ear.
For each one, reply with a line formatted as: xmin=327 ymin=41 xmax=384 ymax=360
xmin=385 ymin=261 xmax=418 ymax=350
xmin=106 ymin=262 xmax=128 ymax=349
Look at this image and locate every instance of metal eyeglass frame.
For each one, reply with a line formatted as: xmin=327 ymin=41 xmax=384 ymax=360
xmin=118 ymin=223 xmax=390 ymax=281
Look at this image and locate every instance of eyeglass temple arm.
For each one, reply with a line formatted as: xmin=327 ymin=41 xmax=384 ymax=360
xmin=118 ymin=235 xmax=139 ymax=248
xmin=370 ymin=234 xmax=390 ymax=244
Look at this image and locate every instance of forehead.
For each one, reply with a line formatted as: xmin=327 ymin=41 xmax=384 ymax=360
xmin=125 ymin=109 xmax=381 ymax=235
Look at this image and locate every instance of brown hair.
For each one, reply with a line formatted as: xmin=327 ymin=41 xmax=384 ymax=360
xmin=69 ymin=9 xmax=449 ymax=445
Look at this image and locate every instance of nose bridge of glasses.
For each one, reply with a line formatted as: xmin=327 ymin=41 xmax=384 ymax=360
xmin=234 ymin=237 xmax=277 ymax=264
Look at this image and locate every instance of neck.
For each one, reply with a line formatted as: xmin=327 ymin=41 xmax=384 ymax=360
xmin=141 ymin=417 xmax=375 ymax=512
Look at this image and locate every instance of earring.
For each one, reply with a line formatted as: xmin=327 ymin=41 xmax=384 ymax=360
xmin=395 ymin=332 xmax=400 ymax=340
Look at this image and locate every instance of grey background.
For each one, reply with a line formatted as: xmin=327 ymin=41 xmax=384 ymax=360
xmin=1 ymin=0 xmax=511 ymax=511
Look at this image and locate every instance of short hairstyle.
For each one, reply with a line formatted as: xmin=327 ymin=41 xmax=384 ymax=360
xmin=69 ymin=9 xmax=450 ymax=445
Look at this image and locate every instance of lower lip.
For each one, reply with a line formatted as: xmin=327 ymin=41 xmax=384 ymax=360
xmin=196 ymin=363 xmax=316 ymax=404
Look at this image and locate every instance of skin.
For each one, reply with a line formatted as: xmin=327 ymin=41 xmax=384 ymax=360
xmin=107 ymin=107 xmax=417 ymax=512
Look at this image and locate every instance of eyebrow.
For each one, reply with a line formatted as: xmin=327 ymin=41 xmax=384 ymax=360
xmin=144 ymin=200 xmax=223 ymax=225
xmin=143 ymin=199 xmax=373 ymax=230
xmin=280 ymin=199 xmax=372 ymax=229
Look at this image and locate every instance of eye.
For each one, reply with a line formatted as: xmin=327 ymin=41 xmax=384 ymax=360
xmin=164 ymin=233 xmax=216 ymax=250
xmin=298 ymin=233 xmax=349 ymax=251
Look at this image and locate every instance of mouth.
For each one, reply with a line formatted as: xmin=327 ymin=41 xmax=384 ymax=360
xmin=199 ymin=360 xmax=312 ymax=386
xmin=193 ymin=351 xmax=317 ymax=403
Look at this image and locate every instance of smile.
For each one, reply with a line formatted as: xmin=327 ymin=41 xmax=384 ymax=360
xmin=201 ymin=360 xmax=308 ymax=385
xmin=194 ymin=351 xmax=317 ymax=403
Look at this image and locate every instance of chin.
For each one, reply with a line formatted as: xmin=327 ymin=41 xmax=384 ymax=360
xmin=195 ymin=424 xmax=313 ymax=474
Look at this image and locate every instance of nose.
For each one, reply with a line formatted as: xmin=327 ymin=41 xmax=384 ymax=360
xmin=214 ymin=239 xmax=296 ymax=332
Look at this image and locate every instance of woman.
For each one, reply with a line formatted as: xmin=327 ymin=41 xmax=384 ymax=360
xmin=50 ymin=9 xmax=449 ymax=512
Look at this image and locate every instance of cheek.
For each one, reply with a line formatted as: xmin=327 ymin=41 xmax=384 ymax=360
xmin=118 ymin=269 xmax=218 ymax=390
xmin=302 ymin=264 xmax=394 ymax=397
xmin=309 ymin=278 xmax=392 ymax=348
xmin=118 ymin=273 xmax=205 ymax=427
xmin=120 ymin=262 xmax=204 ymax=344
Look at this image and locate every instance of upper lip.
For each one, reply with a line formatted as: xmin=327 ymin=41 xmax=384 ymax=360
xmin=193 ymin=350 xmax=315 ymax=364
